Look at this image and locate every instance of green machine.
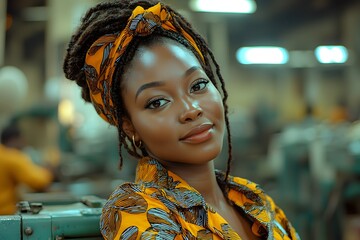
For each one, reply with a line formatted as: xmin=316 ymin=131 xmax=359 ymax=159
xmin=0 ymin=195 xmax=105 ymax=240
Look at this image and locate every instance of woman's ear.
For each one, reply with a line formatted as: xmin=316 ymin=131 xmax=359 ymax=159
xmin=121 ymin=117 xmax=137 ymax=139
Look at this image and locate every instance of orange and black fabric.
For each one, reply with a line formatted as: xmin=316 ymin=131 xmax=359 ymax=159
xmin=84 ymin=3 xmax=204 ymax=125
xmin=100 ymin=157 xmax=300 ymax=239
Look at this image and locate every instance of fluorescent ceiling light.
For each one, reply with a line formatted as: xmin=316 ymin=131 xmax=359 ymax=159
xmin=189 ymin=0 xmax=256 ymax=13
xmin=315 ymin=45 xmax=348 ymax=64
xmin=236 ymin=47 xmax=289 ymax=64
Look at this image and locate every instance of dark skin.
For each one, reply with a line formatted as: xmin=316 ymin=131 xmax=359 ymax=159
xmin=121 ymin=38 xmax=261 ymax=239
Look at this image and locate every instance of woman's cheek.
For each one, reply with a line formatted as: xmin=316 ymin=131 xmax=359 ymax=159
xmin=135 ymin=112 xmax=173 ymax=140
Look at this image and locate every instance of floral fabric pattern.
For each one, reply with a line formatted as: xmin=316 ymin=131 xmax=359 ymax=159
xmin=101 ymin=157 xmax=300 ymax=240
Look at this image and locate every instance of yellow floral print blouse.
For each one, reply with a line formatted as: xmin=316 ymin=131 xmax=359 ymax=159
xmin=100 ymin=157 xmax=300 ymax=239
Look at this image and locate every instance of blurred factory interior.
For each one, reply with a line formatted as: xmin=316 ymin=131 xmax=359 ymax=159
xmin=1 ymin=0 xmax=360 ymax=239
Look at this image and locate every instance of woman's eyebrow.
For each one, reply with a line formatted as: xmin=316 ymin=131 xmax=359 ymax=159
xmin=135 ymin=81 xmax=164 ymax=100
xmin=184 ymin=66 xmax=202 ymax=78
xmin=135 ymin=66 xmax=202 ymax=100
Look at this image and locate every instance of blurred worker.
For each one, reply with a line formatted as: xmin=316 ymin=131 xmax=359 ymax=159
xmin=329 ymin=99 xmax=349 ymax=124
xmin=0 ymin=124 xmax=53 ymax=215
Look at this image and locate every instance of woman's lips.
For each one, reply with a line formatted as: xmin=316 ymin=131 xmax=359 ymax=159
xmin=180 ymin=123 xmax=214 ymax=144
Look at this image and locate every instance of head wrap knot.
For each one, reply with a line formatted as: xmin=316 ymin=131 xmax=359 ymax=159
xmin=84 ymin=3 xmax=204 ymax=125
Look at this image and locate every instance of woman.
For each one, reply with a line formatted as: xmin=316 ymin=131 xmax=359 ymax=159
xmin=63 ymin=0 xmax=300 ymax=239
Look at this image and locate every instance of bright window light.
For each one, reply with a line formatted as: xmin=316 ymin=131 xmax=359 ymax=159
xmin=315 ymin=45 xmax=348 ymax=64
xmin=189 ymin=0 xmax=256 ymax=13
xmin=236 ymin=47 xmax=289 ymax=64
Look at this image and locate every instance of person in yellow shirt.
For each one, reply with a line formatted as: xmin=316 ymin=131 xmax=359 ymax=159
xmin=0 ymin=124 xmax=53 ymax=215
xmin=63 ymin=0 xmax=301 ymax=239
xmin=329 ymin=100 xmax=349 ymax=124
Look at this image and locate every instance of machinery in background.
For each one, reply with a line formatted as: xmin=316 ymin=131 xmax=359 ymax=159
xmin=267 ymin=121 xmax=360 ymax=240
xmin=0 ymin=195 xmax=105 ymax=240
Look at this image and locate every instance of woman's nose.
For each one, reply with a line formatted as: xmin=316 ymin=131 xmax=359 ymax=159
xmin=179 ymin=100 xmax=203 ymax=123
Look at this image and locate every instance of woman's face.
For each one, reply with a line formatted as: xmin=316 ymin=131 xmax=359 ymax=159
xmin=121 ymin=39 xmax=225 ymax=166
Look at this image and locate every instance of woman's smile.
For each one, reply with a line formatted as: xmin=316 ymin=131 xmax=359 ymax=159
xmin=179 ymin=123 xmax=214 ymax=144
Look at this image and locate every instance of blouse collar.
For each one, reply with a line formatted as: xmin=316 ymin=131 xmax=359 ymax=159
xmin=135 ymin=157 xmax=269 ymax=215
xmin=135 ymin=157 xmax=206 ymax=208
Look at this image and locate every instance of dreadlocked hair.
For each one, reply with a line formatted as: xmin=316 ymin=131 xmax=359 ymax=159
xmin=63 ymin=0 xmax=233 ymax=182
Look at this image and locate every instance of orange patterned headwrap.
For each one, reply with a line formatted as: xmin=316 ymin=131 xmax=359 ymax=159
xmin=84 ymin=3 xmax=204 ymax=125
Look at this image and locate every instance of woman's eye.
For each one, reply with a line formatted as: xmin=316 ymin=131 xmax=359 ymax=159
xmin=145 ymin=98 xmax=169 ymax=109
xmin=190 ymin=79 xmax=209 ymax=93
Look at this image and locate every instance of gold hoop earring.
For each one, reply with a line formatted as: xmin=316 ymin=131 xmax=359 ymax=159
xmin=132 ymin=135 xmax=142 ymax=149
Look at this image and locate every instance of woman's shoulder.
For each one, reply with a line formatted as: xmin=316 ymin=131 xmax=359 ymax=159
xmin=102 ymin=182 xmax=163 ymax=212
xmin=216 ymin=171 xmax=266 ymax=199
xmin=226 ymin=174 xmax=285 ymax=218
xmin=229 ymin=175 xmax=261 ymax=190
xmin=100 ymin=182 xmax=181 ymax=239
xmin=225 ymin=174 xmax=301 ymax=239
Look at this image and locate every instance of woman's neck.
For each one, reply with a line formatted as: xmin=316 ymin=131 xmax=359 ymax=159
xmin=160 ymin=160 xmax=226 ymax=208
